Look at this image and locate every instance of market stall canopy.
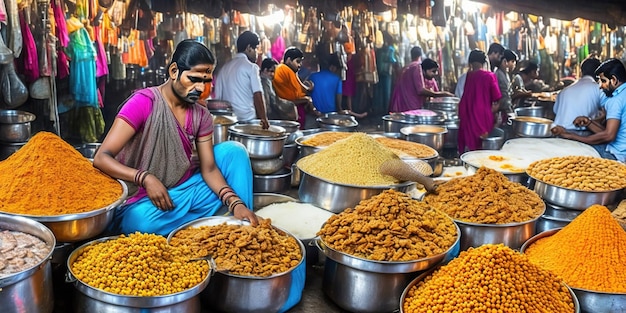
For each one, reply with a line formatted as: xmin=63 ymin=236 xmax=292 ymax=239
xmin=471 ymin=0 xmax=626 ymax=27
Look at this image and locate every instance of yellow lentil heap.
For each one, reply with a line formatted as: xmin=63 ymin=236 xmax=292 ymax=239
xmin=70 ymin=233 xmax=209 ymax=296
xmin=424 ymin=167 xmax=544 ymax=224
xmin=0 ymin=131 xmax=123 ymax=215
xmin=296 ymin=133 xmax=400 ymax=186
xmin=527 ymin=155 xmax=626 ymax=191
xmin=317 ymin=190 xmax=458 ymax=261
xmin=525 ymin=205 xmax=626 ymax=293
xmin=403 ymin=244 xmax=575 ymax=313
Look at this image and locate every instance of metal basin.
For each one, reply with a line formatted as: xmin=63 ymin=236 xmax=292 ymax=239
xmin=212 ymin=115 xmax=237 ymax=145
xmin=228 ymin=124 xmax=287 ymax=159
xmin=318 ymin=230 xmax=460 ymax=313
xmin=535 ymin=215 xmax=570 ymax=234
xmin=515 ymin=106 xmax=548 ymax=118
xmin=250 ymin=157 xmax=284 ymax=175
xmin=382 ymin=115 xmax=417 ymax=133
xmin=531 ymin=179 xmax=624 ymax=210
xmin=511 ymin=116 xmax=553 ymax=138
xmin=253 ymin=168 xmax=292 ymax=193
xmin=317 ymin=114 xmax=358 ymax=132
xmin=66 ymin=236 xmax=210 ymax=309
xmin=521 ymin=229 xmax=626 ymax=312
xmin=168 ymin=216 xmax=305 ymax=313
xmin=0 ymin=213 xmax=55 ymax=313
xmin=0 ymin=110 xmax=36 ymax=142
xmin=297 ymin=169 xmax=415 ymax=213
xmin=391 ymin=111 xmax=445 ymax=125
xmin=400 ymin=125 xmax=448 ymax=152
xmin=424 ymin=96 xmax=460 ymax=112
xmin=400 ymin=266 xmax=580 ymax=313
xmin=14 ymin=181 xmax=128 ymax=242
xmin=239 ymin=119 xmax=301 ymax=134
xmin=443 ymin=119 xmax=459 ymax=149
xmin=75 ymin=143 xmax=102 ymax=159
xmin=454 ymin=202 xmax=544 ymax=251
xmin=481 ymin=127 xmax=505 ymax=150
xmin=0 ymin=141 xmax=27 ymax=160
xmin=282 ymin=142 xmax=298 ymax=167
xmin=543 ymin=202 xmax=583 ymax=220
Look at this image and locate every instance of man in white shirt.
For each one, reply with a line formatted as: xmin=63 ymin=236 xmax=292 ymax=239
xmin=214 ymin=31 xmax=269 ymax=129
xmin=552 ymin=57 xmax=603 ymax=135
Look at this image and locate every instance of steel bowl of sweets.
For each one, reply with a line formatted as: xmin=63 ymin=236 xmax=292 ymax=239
xmin=521 ymin=205 xmax=626 ymax=313
xmin=423 ymin=167 xmax=545 ymax=251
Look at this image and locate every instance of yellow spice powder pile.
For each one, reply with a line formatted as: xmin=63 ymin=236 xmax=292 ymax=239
xmin=525 ymin=204 xmax=626 ymax=293
xmin=0 ymin=131 xmax=123 ymax=215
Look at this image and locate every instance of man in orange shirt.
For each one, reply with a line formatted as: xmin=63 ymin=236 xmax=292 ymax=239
xmin=272 ymin=47 xmax=318 ymax=128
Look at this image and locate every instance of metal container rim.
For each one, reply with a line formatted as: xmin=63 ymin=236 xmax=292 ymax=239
xmin=296 ymin=167 xmax=415 ymax=189
xmin=453 ymin=202 xmax=545 ymax=227
xmin=529 ymin=175 xmax=626 ymax=193
xmin=0 ymin=109 xmax=37 ymax=124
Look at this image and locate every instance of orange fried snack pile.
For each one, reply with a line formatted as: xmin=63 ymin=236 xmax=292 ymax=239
xmin=169 ymin=219 xmax=301 ymax=277
xmin=317 ymin=189 xmax=457 ymax=261
xmin=0 ymin=132 xmax=123 ymax=215
xmin=424 ymin=167 xmax=544 ymax=224
xmin=525 ymin=205 xmax=626 ymax=293
xmin=403 ymin=244 xmax=575 ymax=313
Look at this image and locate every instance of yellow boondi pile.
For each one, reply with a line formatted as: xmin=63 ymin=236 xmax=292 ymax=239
xmin=525 ymin=205 xmax=626 ymax=293
xmin=296 ymin=133 xmax=400 ymax=186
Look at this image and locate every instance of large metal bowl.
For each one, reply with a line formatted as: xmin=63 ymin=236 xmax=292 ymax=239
xmin=297 ymin=169 xmax=415 ymax=213
xmin=423 ymin=96 xmax=460 ymax=112
xmin=0 ymin=213 xmax=55 ymax=313
xmin=0 ymin=110 xmax=36 ymax=142
xmin=521 ymin=229 xmax=626 ymax=312
xmin=316 ymin=115 xmax=358 ymax=132
xmin=400 ymin=125 xmax=448 ymax=152
xmin=212 ymin=115 xmax=237 ymax=145
xmin=531 ymin=179 xmax=624 ymax=210
xmin=167 ymin=216 xmax=305 ymax=313
xmin=239 ymin=119 xmax=300 ymax=134
xmin=75 ymin=143 xmax=102 ymax=159
xmin=11 ymin=180 xmax=128 ymax=242
xmin=481 ymin=127 xmax=505 ymax=150
xmin=228 ymin=124 xmax=287 ymax=159
xmin=515 ymin=106 xmax=549 ymax=118
xmin=382 ymin=115 xmax=417 ymax=133
xmin=0 ymin=141 xmax=27 ymax=160
xmin=392 ymin=111 xmax=445 ymax=125
xmin=253 ymin=168 xmax=292 ymax=193
xmin=511 ymin=116 xmax=553 ymax=138
xmin=66 ymin=236 xmax=210 ymax=308
xmin=250 ymin=157 xmax=285 ymax=175
xmin=454 ymin=202 xmax=545 ymax=251
xmin=400 ymin=266 xmax=580 ymax=313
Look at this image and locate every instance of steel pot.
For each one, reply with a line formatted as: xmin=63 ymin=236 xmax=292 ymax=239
xmin=228 ymin=124 xmax=287 ymax=159
xmin=253 ymin=168 xmax=292 ymax=193
xmin=454 ymin=202 xmax=544 ymax=251
xmin=400 ymin=125 xmax=448 ymax=152
xmin=443 ymin=119 xmax=459 ymax=149
xmin=382 ymin=115 xmax=415 ymax=133
xmin=535 ymin=215 xmax=570 ymax=234
xmin=511 ymin=116 xmax=553 ymax=138
xmin=297 ymin=169 xmax=415 ymax=213
xmin=75 ymin=142 xmax=102 ymax=159
xmin=531 ymin=179 xmax=624 ymax=210
xmin=515 ymin=106 xmax=548 ymax=118
xmin=240 ymin=119 xmax=300 ymax=134
xmin=316 ymin=114 xmax=358 ymax=132
xmin=19 ymin=181 xmax=128 ymax=242
xmin=317 ymin=230 xmax=460 ymax=313
xmin=212 ymin=115 xmax=237 ymax=145
xmin=0 ymin=110 xmax=36 ymax=142
xmin=250 ymin=157 xmax=285 ymax=175
xmin=521 ymin=228 xmax=625 ymax=312
xmin=424 ymin=96 xmax=460 ymax=112
xmin=168 ymin=217 xmax=306 ymax=313
xmin=543 ymin=202 xmax=583 ymax=220
xmin=0 ymin=141 xmax=27 ymax=160
xmin=0 ymin=213 xmax=55 ymax=313
xmin=66 ymin=236 xmax=210 ymax=310
xmin=367 ymin=131 xmax=405 ymax=139
xmin=481 ymin=127 xmax=505 ymax=150
xmin=392 ymin=111 xmax=445 ymax=125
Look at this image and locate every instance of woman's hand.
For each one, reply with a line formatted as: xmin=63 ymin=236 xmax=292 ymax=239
xmin=479 ymin=132 xmax=489 ymax=139
xmin=233 ymin=204 xmax=259 ymax=226
xmin=144 ymin=174 xmax=174 ymax=211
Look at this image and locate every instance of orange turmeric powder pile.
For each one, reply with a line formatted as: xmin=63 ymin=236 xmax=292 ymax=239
xmin=403 ymin=244 xmax=575 ymax=313
xmin=525 ymin=205 xmax=626 ymax=293
xmin=0 ymin=132 xmax=123 ymax=215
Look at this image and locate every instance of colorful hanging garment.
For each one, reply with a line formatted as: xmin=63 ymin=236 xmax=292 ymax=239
xmin=19 ymin=9 xmax=39 ymax=82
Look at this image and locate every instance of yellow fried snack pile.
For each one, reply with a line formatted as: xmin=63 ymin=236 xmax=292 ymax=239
xmin=318 ymin=189 xmax=457 ymax=261
xmin=71 ymin=233 xmax=209 ymax=296
xmin=527 ymin=155 xmax=626 ymax=191
xmin=403 ymin=244 xmax=575 ymax=313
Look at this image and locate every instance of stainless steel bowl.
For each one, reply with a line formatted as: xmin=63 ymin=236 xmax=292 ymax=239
xmin=317 ymin=118 xmax=358 ymax=132
xmin=400 ymin=266 xmax=580 ymax=313
xmin=253 ymin=168 xmax=292 ymax=193
xmin=250 ymin=157 xmax=285 ymax=175
xmin=66 ymin=236 xmax=210 ymax=308
xmin=531 ymin=179 xmax=624 ymax=210
xmin=212 ymin=115 xmax=237 ymax=145
xmin=318 ymin=227 xmax=460 ymax=313
xmin=392 ymin=111 xmax=445 ymax=125
xmin=535 ymin=215 xmax=570 ymax=234
xmin=14 ymin=181 xmax=128 ymax=242
xmin=511 ymin=116 xmax=553 ymax=138
xmin=0 ymin=213 xmax=55 ymax=313
xmin=443 ymin=119 xmax=459 ymax=149
xmin=454 ymin=202 xmax=545 ymax=251
xmin=239 ymin=119 xmax=301 ymax=134
xmin=75 ymin=143 xmax=102 ymax=159
xmin=297 ymin=169 xmax=415 ymax=213
xmin=382 ymin=115 xmax=417 ymax=133
xmin=521 ymin=228 xmax=626 ymax=313
xmin=168 ymin=216 xmax=305 ymax=313
xmin=400 ymin=125 xmax=448 ymax=152
xmin=0 ymin=141 xmax=27 ymax=160
xmin=543 ymin=202 xmax=583 ymax=220
xmin=0 ymin=110 xmax=36 ymax=142
xmin=367 ymin=131 xmax=405 ymax=139
xmin=282 ymin=142 xmax=298 ymax=167
xmin=515 ymin=106 xmax=548 ymax=118
xmin=252 ymin=193 xmax=297 ymax=209
xmin=294 ymin=131 xmax=332 ymax=159
xmin=424 ymin=97 xmax=460 ymax=112
xmin=228 ymin=124 xmax=287 ymax=159
xmin=481 ymin=128 xmax=505 ymax=150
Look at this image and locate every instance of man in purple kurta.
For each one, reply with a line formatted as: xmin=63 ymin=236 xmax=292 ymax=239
xmin=389 ymin=47 xmax=454 ymax=113
xmin=458 ymin=50 xmax=502 ymax=152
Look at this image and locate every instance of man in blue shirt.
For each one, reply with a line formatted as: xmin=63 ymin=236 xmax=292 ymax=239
xmin=309 ymin=54 xmax=343 ymax=114
xmin=552 ymin=58 xmax=626 ymax=162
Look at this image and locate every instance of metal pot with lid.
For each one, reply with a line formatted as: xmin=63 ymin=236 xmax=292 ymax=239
xmin=424 ymin=96 xmax=460 ymax=112
xmin=316 ymin=113 xmax=358 ymax=132
xmin=228 ymin=124 xmax=287 ymax=159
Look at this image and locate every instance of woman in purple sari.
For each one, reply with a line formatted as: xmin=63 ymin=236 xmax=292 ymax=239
xmin=457 ymin=50 xmax=502 ymax=152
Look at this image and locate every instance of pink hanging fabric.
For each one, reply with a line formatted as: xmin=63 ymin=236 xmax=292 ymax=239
xmin=52 ymin=0 xmax=70 ymax=47
xmin=19 ymin=10 xmax=39 ymax=82
xmin=0 ymin=0 xmax=7 ymax=24
xmin=56 ymin=50 xmax=70 ymax=79
xmin=271 ymin=35 xmax=285 ymax=61
xmin=94 ymin=25 xmax=108 ymax=77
